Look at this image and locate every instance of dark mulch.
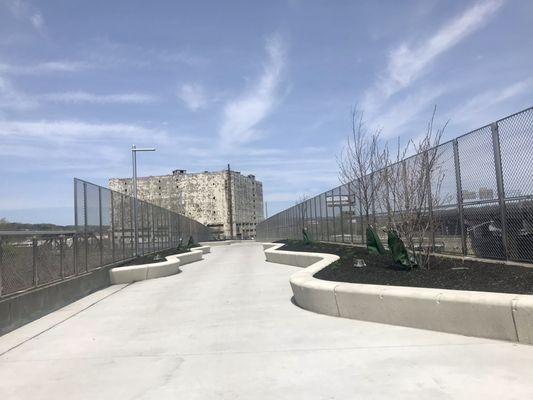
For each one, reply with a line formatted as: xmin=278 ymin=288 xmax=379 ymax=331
xmin=276 ymin=240 xmax=533 ymax=295
xmin=121 ymin=248 xmax=190 ymax=267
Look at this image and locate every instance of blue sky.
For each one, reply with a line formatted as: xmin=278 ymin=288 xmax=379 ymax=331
xmin=0 ymin=0 xmax=532 ymax=225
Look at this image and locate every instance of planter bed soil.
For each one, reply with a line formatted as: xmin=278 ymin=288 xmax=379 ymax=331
xmin=276 ymin=240 xmax=533 ymax=295
xmin=121 ymin=248 xmax=190 ymax=267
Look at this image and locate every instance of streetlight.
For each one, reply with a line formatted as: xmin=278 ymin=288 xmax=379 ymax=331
xmin=132 ymin=144 xmax=156 ymax=256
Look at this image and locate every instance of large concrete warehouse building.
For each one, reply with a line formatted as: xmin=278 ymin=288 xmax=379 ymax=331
xmin=109 ymin=167 xmax=264 ymax=239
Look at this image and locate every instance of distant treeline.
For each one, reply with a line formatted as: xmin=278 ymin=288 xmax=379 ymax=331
xmin=0 ymin=218 xmax=75 ymax=232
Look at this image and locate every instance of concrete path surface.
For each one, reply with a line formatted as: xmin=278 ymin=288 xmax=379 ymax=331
xmin=1 ymin=242 xmax=533 ymax=399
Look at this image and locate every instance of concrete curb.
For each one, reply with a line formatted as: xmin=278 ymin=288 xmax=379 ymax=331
xmin=110 ymin=247 xmax=208 ymax=284
xmin=263 ymin=243 xmax=533 ymax=344
xmin=200 ymin=240 xmax=237 ymax=247
xmin=194 ymin=245 xmax=211 ymax=254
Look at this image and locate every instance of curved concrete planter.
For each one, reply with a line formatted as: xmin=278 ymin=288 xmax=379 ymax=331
xmin=110 ymin=247 xmax=208 ymax=285
xmin=263 ymin=243 xmax=533 ymax=344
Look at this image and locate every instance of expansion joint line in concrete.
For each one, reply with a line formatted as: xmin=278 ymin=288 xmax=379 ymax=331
xmin=0 ymin=283 xmax=132 ymax=358
xmin=510 ymin=297 xmax=520 ymax=341
xmin=332 ymin=284 xmax=343 ymax=316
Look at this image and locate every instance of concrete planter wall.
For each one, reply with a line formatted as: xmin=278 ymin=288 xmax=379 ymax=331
xmin=110 ymin=247 xmax=208 ymax=285
xmin=199 ymin=240 xmax=237 ymax=247
xmin=263 ymin=243 xmax=533 ymax=344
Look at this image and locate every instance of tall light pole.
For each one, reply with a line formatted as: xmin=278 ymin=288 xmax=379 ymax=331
xmin=132 ymin=144 xmax=156 ymax=256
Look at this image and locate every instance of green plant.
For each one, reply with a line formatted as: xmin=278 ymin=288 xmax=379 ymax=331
xmin=366 ymin=226 xmax=385 ymax=255
xmin=387 ymin=230 xmax=417 ymax=269
xmin=302 ymin=229 xmax=311 ymax=245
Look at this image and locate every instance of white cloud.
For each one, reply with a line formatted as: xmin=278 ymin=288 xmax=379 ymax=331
xmin=29 ymin=11 xmax=43 ymax=29
xmin=362 ymin=0 xmax=504 ymax=114
xmin=41 ymin=91 xmax=158 ymax=104
xmin=0 ymin=60 xmax=91 ymax=74
xmin=372 ymin=85 xmax=447 ymax=138
xmin=0 ymin=120 xmax=168 ymax=142
xmin=3 ymin=0 xmax=44 ymax=30
xmin=219 ymin=34 xmax=286 ymax=147
xmin=448 ymin=77 xmax=533 ymax=127
xmin=178 ymin=83 xmax=207 ymax=111
xmin=0 ymin=76 xmax=36 ymax=110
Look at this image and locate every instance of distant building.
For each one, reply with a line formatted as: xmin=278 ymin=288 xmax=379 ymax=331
xmin=479 ymin=187 xmax=495 ymax=200
xmin=109 ymin=168 xmax=263 ymax=239
xmin=462 ymin=190 xmax=477 ymax=200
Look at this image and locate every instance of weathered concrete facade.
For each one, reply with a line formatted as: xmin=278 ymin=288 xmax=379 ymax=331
xmin=109 ymin=169 xmax=263 ymax=239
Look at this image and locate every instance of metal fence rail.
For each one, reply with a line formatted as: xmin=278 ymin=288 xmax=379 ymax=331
xmin=0 ymin=179 xmax=210 ymax=298
xmin=256 ymin=107 xmax=533 ymax=264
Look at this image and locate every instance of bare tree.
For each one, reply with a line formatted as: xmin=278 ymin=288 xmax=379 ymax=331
xmin=296 ymin=194 xmax=310 ymax=239
xmin=338 ymin=107 xmax=387 ymax=237
xmin=384 ymin=106 xmax=448 ymax=268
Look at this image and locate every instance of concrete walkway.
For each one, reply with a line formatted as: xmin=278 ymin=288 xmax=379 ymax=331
xmin=1 ymin=242 xmax=532 ymax=399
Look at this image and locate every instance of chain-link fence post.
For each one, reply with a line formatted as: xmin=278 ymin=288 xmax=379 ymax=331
xmin=98 ymin=186 xmax=103 ymax=267
xmin=326 ymin=189 xmax=337 ymax=242
xmin=347 ymin=184 xmax=354 ymax=243
xmin=121 ymin=194 xmax=125 ymax=260
xmin=83 ymin=182 xmax=88 ymax=272
xmin=32 ymin=236 xmax=38 ymax=287
xmin=453 ymin=139 xmax=467 ymax=256
xmin=324 ymin=192 xmax=330 ymax=241
xmin=491 ymin=122 xmax=509 ymax=260
xmin=59 ymin=235 xmax=64 ymax=279
xmin=73 ymin=179 xmax=78 ymax=275
xmin=110 ymin=191 xmax=116 ymax=261
xmin=426 ymin=150 xmax=436 ymax=250
xmin=370 ymin=173 xmax=376 ymax=225
xmin=0 ymin=236 xmax=3 ymax=297
xmin=140 ymin=201 xmax=144 ymax=255
xmin=339 ymin=188 xmax=344 ymax=242
xmin=357 ymin=181 xmax=364 ymax=244
xmin=151 ymin=204 xmax=156 ymax=251
xmin=314 ymin=196 xmax=319 ymax=241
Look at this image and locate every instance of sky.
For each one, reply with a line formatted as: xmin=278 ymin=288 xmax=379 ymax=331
xmin=0 ymin=0 xmax=532 ymax=225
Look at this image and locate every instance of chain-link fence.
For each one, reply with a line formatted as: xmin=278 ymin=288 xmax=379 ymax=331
xmin=0 ymin=179 xmax=210 ymax=298
xmin=73 ymin=178 xmax=211 ymax=273
xmin=257 ymin=107 xmax=533 ymax=264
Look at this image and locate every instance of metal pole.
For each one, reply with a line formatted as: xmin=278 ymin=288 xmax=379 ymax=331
xmin=324 ymin=193 xmax=329 ymax=241
xmin=491 ymin=122 xmax=509 ymax=260
xmin=339 ymin=187 xmax=344 ymax=242
xmin=83 ymin=182 xmax=88 ymax=271
xmin=348 ymin=183 xmax=354 ymax=243
xmin=358 ymin=181 xmax=364 ymax=244
xmin=370 ymin=173 xmax=376 ymax=225
xmin=132 ymin=145 xmax=138 ymax=256
xmin=59 ymin=235 xmax=64 ymax=279
xmin=140 ymin=201 xmax=144 ymax=255
xmin=32 ymin=236 xmax=38 ymax=287
xmin=98 ymin=186 xmax=103 ymax=266
xmin=73 ymin=179 xmax=79 ymax=275
xmin=331 ymin=190 xmax=337 ymax=242
xmin=0 ymin=236 xmax=3 ymax=297
xmin=314 ymin=196 xmax=319 ymax=240
xmin=425 ymin=150 xmax=436 ymax=251
xmin=110 ymin=191 xmax=115 ymax=261
xmin=453 ymin=139 xmax=467 ymax=256
xmin=121 ymin=194 xmax=125 ymax=259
